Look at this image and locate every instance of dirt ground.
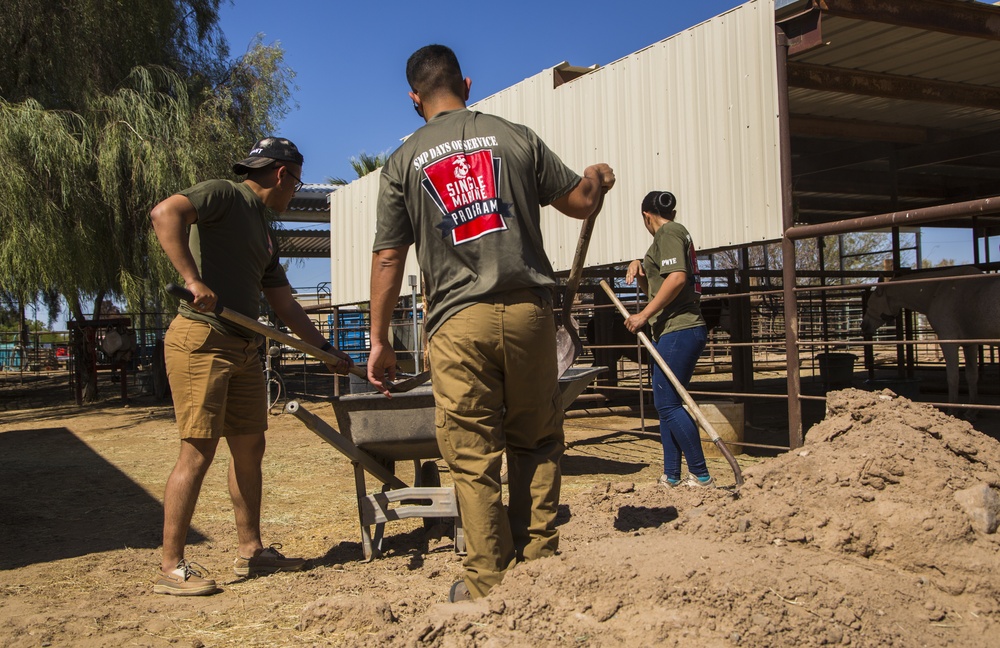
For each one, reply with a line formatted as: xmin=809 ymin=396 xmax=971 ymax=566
xmin=2 ymin=376 xmax=999 ymax=647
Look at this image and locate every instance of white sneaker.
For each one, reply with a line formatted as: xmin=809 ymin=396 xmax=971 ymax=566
xmin=685 ymin=474 xmax=715 ymax=488
xmin=658 ymin=474 xmax=682 ymax=489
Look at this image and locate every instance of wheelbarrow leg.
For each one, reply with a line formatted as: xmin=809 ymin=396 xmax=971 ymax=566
xmin=455 ymin=513 xmax=466 ymax=555
xmin=354 ymin=461 xmax=380 ymax=562
xmin=418 ymin=460 xmax=464 ymax=553
xmin=371 ymin=484 xmax=388 ymax=557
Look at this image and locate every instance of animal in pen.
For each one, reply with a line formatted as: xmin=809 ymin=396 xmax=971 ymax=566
xmin=861 ymin=265 xmax=1000 ymax=406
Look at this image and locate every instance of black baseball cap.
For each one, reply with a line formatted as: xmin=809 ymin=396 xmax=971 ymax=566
xmin=233 ymin=137 xmax=304 ymax=175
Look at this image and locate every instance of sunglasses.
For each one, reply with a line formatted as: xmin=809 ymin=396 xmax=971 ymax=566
xmin=278 ymin=165 xmax=304 ymax=191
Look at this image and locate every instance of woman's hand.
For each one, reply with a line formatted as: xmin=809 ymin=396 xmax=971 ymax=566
xmin=624 ymin=312 xmax=648 ymax=334
xmin=625 ymin=259 xmax=644 ymax=284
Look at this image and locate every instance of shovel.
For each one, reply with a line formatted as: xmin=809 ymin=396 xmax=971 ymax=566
xmin=165 ymin=284 xmax=430 ymax=394
xmin=599 ymin=280 xmax=743 ymax=487
xmin=556 ymin=194 xmax=605 ymax=377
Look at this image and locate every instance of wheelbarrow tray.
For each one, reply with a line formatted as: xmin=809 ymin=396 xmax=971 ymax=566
xmin=331 ymin=366 xmax=606 ymax=462
xmin=331 ymin=385 xmax=436 ymax=461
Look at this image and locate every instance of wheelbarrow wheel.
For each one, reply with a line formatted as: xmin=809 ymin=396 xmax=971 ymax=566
xmin=419 ymin=461 xmax=441 ymax=529
xmin=419 ymin=460 xmax=441 ymax=487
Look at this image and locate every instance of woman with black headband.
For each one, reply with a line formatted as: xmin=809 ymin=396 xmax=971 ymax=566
xmin=624 ymin=191 xmax=713 ymax=488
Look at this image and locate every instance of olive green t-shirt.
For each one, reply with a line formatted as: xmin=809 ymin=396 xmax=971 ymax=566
xmin=642 ymin=219 xmax=705 ymax=340
xmin=176 ymin=180 xmax=288 ymax=338
xmin=374 ymin=109 xmax=581 ymax=335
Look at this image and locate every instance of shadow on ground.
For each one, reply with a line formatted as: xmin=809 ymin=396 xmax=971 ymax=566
xmin=614 ymin=505 xmax=679 ymax=531
xmin=0 ymin=427 xmax=205 ymax=570
xmin=564 ymin=429 xmax=655 ymax=476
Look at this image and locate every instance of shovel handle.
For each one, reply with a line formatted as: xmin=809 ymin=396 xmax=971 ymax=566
xmin=565 ymin=196 xmax=602 ymax=299
xmin=165 ymin=283 xmax=366 ymax=379
xmin=599 ymin=280 xmax=743 ymax=487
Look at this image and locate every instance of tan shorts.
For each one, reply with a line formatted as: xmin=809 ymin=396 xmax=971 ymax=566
xmin=163 ymin=315 xmax=266 ymax=439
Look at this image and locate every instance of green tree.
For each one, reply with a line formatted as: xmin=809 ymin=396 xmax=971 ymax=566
xmin=1 ymin=56 xmax=293 ymax=325
xmin=0 ymin=3 xmax=295 ymax=399
xmin=0 ymin=8 xmax=295 ymax=321
xmin=922 ymin=257 xmax=957 ymax=269
xmin=327 ymin=150 xmax=391 ymax=185
xmin=710 ymin=232 xmax=918 ymax=286
xmin=0 ymin=0 xmax=227 ymax=110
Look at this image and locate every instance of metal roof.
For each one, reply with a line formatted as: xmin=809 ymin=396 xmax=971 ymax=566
xmin=282 ymin=183 xmax=336 ymax=220
xmin=274 ymin=228 xmax=330 ymax=258
xmin=780 ymin=0 xmax=1000 ymax=228
xmin=275 ymin=184 xmax=335 ymax=256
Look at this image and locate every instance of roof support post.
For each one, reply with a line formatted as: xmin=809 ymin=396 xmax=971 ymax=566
xmin=777 ymin=25 xmax=804 ymax=450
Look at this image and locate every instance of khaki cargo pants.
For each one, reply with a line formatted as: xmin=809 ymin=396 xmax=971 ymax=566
xmin=428 ymin=289 xmax=564 ymax=599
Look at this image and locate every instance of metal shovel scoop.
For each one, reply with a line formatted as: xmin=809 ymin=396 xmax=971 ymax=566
xmin=556 ymin=194 xmax=605 ymax=377
xmin=166 ymin=284 xmax=430 ymax=394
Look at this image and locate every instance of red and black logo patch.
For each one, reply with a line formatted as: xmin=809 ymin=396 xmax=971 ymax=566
xmin=422 ymin=149 xmax=506 ymax=245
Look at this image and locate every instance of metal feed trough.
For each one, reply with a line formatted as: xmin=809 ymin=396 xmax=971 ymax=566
xmin=284 ymin=366 xmax=605 ymax=561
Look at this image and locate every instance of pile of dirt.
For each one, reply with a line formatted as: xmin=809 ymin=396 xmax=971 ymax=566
xmin=302 ymin=389 xmax=1000 ymax=647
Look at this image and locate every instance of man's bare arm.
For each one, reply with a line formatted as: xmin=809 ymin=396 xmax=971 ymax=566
xmin=550 ymin=163 xmax=616 ymax=220
xmin=263 ymin=284 xmax=353 ymax=374
xmin=368 ymin=245 xmax=409 ymax=396
xmin=150 ymin=194 xmax=217 ymax=312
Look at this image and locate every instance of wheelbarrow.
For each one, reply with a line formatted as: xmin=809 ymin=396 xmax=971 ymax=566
xmin=284 ymin=365 xmax=606 ymax=561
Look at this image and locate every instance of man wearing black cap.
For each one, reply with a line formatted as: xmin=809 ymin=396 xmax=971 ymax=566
xmin=149 ymin=137 xmax=353 ymax=596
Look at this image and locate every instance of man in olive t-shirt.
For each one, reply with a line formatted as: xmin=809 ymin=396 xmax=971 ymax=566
xmin=368 ymin=45 xmax=615 ymax=601
xmin=149 ymin=137 xmax=353 ymax=596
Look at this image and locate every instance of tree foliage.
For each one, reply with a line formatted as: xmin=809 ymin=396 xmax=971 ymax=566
xmin=0 ymin=2 xmax=295 ymax=325
xmin=327 ymin=150 xmax=390 ymax=185
xmin=0 ymin=0 xmax=227 ymax=110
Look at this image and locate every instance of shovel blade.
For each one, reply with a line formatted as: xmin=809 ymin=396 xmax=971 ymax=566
xmin=387 ymin=370 xmax=431 ymax=393
xmin=555 ymin=317 xmax=582 ymax=377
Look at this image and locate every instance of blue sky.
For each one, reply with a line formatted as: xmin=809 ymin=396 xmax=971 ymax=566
xmin=217 ymin=0 xmax=753 ymax=289
xmin=216 ymin=0 xmax=979 ymax=291
xmin=219 ymin=0 xmax=747 ymax=186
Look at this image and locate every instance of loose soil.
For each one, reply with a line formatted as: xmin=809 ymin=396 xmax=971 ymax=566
xmin=2 ymin=378 xmax=999 ymax=647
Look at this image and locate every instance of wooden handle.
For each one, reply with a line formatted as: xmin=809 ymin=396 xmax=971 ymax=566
xmin=165 ymin=283 xmax=363 ymax=378
xmin=565 ymin=197 xmax=602 ymax=298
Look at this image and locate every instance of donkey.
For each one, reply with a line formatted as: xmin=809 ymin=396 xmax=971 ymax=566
xmin=861 ymin=265 xmax=1000 ymax=405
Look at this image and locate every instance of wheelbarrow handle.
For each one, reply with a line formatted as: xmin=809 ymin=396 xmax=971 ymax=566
xmin=165 ymin=283 xmax=365 ymax=379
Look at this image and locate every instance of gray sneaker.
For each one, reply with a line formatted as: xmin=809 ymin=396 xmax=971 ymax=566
xmin=154 ymin=560 xmax=218 ymax=596
xmin=449 ymin=580 xmax=473 ymax=602
xmin=685 ymin=474 xmax=715 ymax=488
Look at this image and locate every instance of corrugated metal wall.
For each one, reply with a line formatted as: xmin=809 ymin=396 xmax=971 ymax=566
xmin=328 ymin=169 xmax=424 ymax=294
xmin=329 ymin=0 xmax=782 ymax=306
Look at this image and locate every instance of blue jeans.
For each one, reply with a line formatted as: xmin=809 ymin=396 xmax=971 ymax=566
xmin=651 ymin=325 xmax=709 ymax=480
